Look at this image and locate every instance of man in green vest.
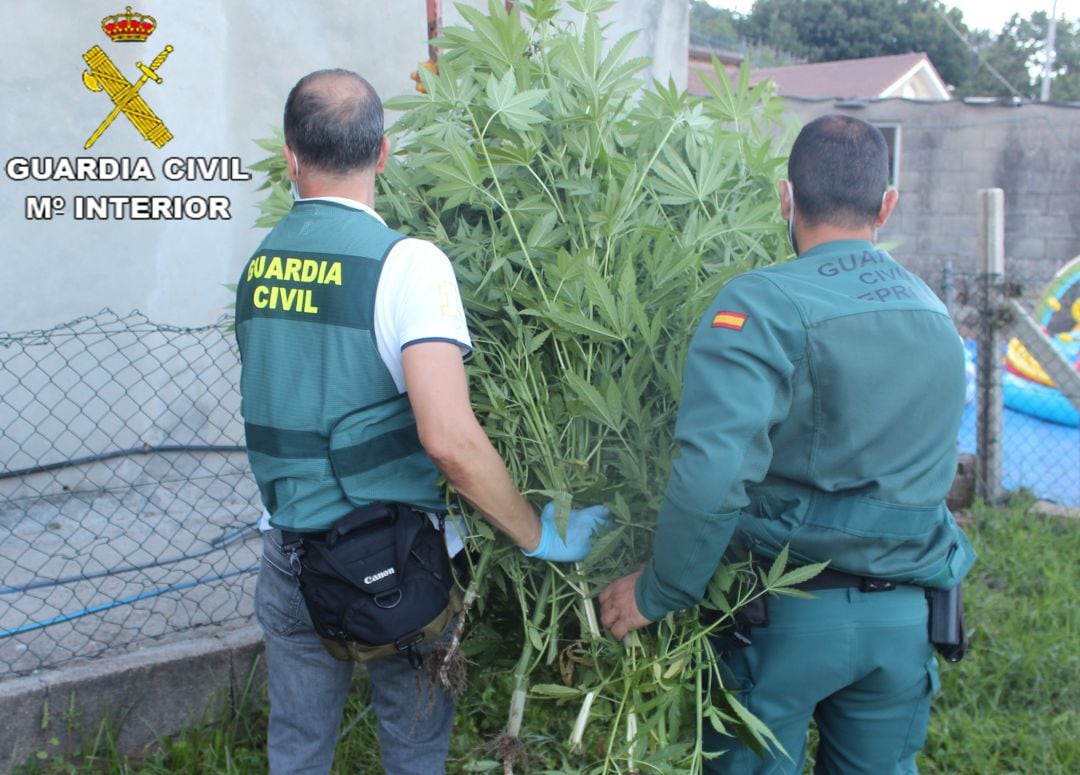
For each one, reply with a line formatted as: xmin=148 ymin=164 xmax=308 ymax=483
xmin=598 ymin=114 xmax=974 ymax=773
xmin=236 ymin=69 xmax=606 ymax=775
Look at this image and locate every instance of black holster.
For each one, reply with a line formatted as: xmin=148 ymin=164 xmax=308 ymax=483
xmin=927 ymin=584 xmax=967 ymax=662
xmin=731 ymin=594 xmax=769 ymax=646
xmin=702 ymin=593 xmax=770 ymax=648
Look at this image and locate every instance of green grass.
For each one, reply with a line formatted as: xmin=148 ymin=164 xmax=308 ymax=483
xmin=17 ymin=498 xmax=1080 ymax=774
xmin=920 ymin=499 xmax=1080 ymax=775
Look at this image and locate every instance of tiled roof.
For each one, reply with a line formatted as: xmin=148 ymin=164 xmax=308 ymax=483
xmin=689 ymin=52 xmax=949 ymax=100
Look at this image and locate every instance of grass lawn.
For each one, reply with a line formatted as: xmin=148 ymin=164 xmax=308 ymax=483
xmin=920 ymin=499 xmax=1079 ymax=774
xmin=17 ymin=498 xmax=1079 ymax=774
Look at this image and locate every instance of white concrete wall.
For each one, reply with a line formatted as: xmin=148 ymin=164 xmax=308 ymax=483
xmin=596 ymin=0 xmax=689 ymax=89
xmin=0 ymin=0 xmax=429 ymax=331
xmin=0 ymin=0 xmax=685 ymax=332
xmin=444 ymin=0 xmax=689 ymax=89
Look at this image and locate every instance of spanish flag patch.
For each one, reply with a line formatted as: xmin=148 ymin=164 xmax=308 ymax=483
xmin=711 ymin=311 xmax=747 ymax=330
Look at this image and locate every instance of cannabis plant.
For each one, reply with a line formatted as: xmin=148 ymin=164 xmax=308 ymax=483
xmin=252 ymin=1 xmax=813 ymax=771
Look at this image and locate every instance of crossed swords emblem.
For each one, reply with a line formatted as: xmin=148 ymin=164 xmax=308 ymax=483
xmin=81 ymin=44 xmax=173 ymax=150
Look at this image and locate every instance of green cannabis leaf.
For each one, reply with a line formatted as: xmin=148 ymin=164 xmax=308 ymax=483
xmin=251 ymin=1 xmax=794 ymax=770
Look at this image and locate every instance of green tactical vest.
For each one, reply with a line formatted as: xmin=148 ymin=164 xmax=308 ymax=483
xmin=235 ymin=200 xmax=445 ymax=531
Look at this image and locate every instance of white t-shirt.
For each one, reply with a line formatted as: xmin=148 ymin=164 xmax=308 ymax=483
xmin=257 ymin=197 xmax=470 ymax=553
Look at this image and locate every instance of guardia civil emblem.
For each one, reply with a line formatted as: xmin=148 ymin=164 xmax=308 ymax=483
xmin=81 ymin=6 xmax=174 ymax=149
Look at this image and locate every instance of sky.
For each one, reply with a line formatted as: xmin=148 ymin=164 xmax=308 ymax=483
xmin=707 ymin=0 xmax=1076 ymax=33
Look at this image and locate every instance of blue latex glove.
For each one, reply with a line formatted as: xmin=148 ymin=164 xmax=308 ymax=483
xmin=522 ymin=501 xmax=609 ymax=562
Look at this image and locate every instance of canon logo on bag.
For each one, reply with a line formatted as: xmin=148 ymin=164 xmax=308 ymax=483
xmin=364 ymin=567 xmax=396 ymax=585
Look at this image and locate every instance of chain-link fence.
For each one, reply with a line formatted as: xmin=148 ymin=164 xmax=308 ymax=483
xmin=942 ymin=268 xmax=1079 ymax=508
xmin=2 ymin=281 xmax=1076 ymax=681
xmin=0 ymin=310 xmax=261 ymax=678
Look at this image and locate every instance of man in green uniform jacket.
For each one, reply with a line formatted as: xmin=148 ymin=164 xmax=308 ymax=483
xmin=599 ymin=114 xmax=975 ymax=774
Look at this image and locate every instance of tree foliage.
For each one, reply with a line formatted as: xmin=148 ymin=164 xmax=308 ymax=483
xmin=701 ymin=0 xmax=1080 ymax=101
xmin=689 ymin=1 xmax=801 ymax=68
xmin=737 ymin=0 xmax=972 ymax=86
xmin=690 ymin=0 xmax=740 ymax=49
xmin=959 ymin=12 xmax=1080 ymax=101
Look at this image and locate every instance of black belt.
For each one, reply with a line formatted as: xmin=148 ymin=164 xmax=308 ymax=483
xmin=792 ymin=566 xmax=902 ymax=593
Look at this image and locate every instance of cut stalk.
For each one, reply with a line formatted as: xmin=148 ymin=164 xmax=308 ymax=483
xmin=496 ymin=565 xmax=554 ymax=775
xmin=624 ymin=633 xmax=640 ymax=772
xmin=506 ymin=568 xmax=552 ymax=735
xmin=576 ymin=562 xmax=601 ymax=640
xmin=568 ymin=689 xmax=597 ymax=752
xmin=505 ymin=686 xmax=527 ymax=740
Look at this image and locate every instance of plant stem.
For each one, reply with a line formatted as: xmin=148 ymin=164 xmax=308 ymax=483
xmin=694 ymin=637 xmax=705 ymax=775
xmin=439 ymin=540 xmax=496 ymax=690
xmin=506 ymin=566 xmax=554 ymax=738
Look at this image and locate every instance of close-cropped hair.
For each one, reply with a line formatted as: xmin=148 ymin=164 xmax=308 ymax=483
xmin=787 ymin=114 xmax=889 ymax=228
xmin=283 ymin=69 xmax=384 ymax=175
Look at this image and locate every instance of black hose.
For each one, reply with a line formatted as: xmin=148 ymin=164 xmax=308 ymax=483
xmin=0 ymin=444 xmax=246 ymax=480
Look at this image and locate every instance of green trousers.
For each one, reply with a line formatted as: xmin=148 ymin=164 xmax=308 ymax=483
xmin=705 ymin=584 xmax=939 ymax=774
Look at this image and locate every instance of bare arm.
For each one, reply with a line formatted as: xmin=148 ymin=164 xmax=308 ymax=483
xmin=403 ymin=341 xmax=542 ymax=552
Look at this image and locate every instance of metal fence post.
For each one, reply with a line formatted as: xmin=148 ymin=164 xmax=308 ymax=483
xmin=942 ymin=260 xmax=955 ymax=319
xmin=975 ymin=189 xmax=1005 ymax=503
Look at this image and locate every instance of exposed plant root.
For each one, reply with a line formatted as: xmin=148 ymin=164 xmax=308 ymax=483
xmin=486 ymin=733 xmax=527 ymax=775
xmin=437 ymin=611 xmax=470 ymax=693
xmin=427 ymin=639 xmax=468 ymax=697
xmin=411 ymin=641 xmax=463 ymax=732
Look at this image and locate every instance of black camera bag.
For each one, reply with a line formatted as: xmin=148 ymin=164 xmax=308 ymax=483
xmin=286 ymin=501 xmax=454 ymax=665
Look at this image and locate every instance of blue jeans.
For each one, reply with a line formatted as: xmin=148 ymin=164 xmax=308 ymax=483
xmin=255 ymin=530 xmax=456 ymax=775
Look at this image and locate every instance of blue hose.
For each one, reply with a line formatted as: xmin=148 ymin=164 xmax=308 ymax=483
xmin=0 ymin=565 xmax=258 ymax=638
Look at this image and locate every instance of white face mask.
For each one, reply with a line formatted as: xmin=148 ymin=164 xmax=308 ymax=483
xmin=783 ymin=180 xmax=799 ymax=255
xmin=872 ymin=190 xmax=888 ymax=243
xmin=291 ymin=158 xmax=302 ymax=201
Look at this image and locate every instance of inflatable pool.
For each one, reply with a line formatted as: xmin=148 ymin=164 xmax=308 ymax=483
xmin=1002 ymin=256 xmax=1080 ymax=427
xmin=1003 ymin=371 xmax=1079 ymax=427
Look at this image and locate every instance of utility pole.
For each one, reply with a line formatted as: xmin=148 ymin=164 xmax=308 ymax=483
xmin=1040 ymin=0 xmax=1059 ymax=102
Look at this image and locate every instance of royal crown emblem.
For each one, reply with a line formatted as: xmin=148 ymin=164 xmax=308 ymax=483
xmin=101 ymin=6 xmax=156 ymax=43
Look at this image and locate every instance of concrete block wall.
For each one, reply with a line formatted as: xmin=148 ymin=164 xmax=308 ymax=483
xmin=780 ymin=99 xmax=1080 ymax=306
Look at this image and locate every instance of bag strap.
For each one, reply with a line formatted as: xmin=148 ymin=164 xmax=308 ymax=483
xmin=393 ymin=506 xmax=425 ymax=576
xmin=326 ymin=501 xmax=396 ymax=546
